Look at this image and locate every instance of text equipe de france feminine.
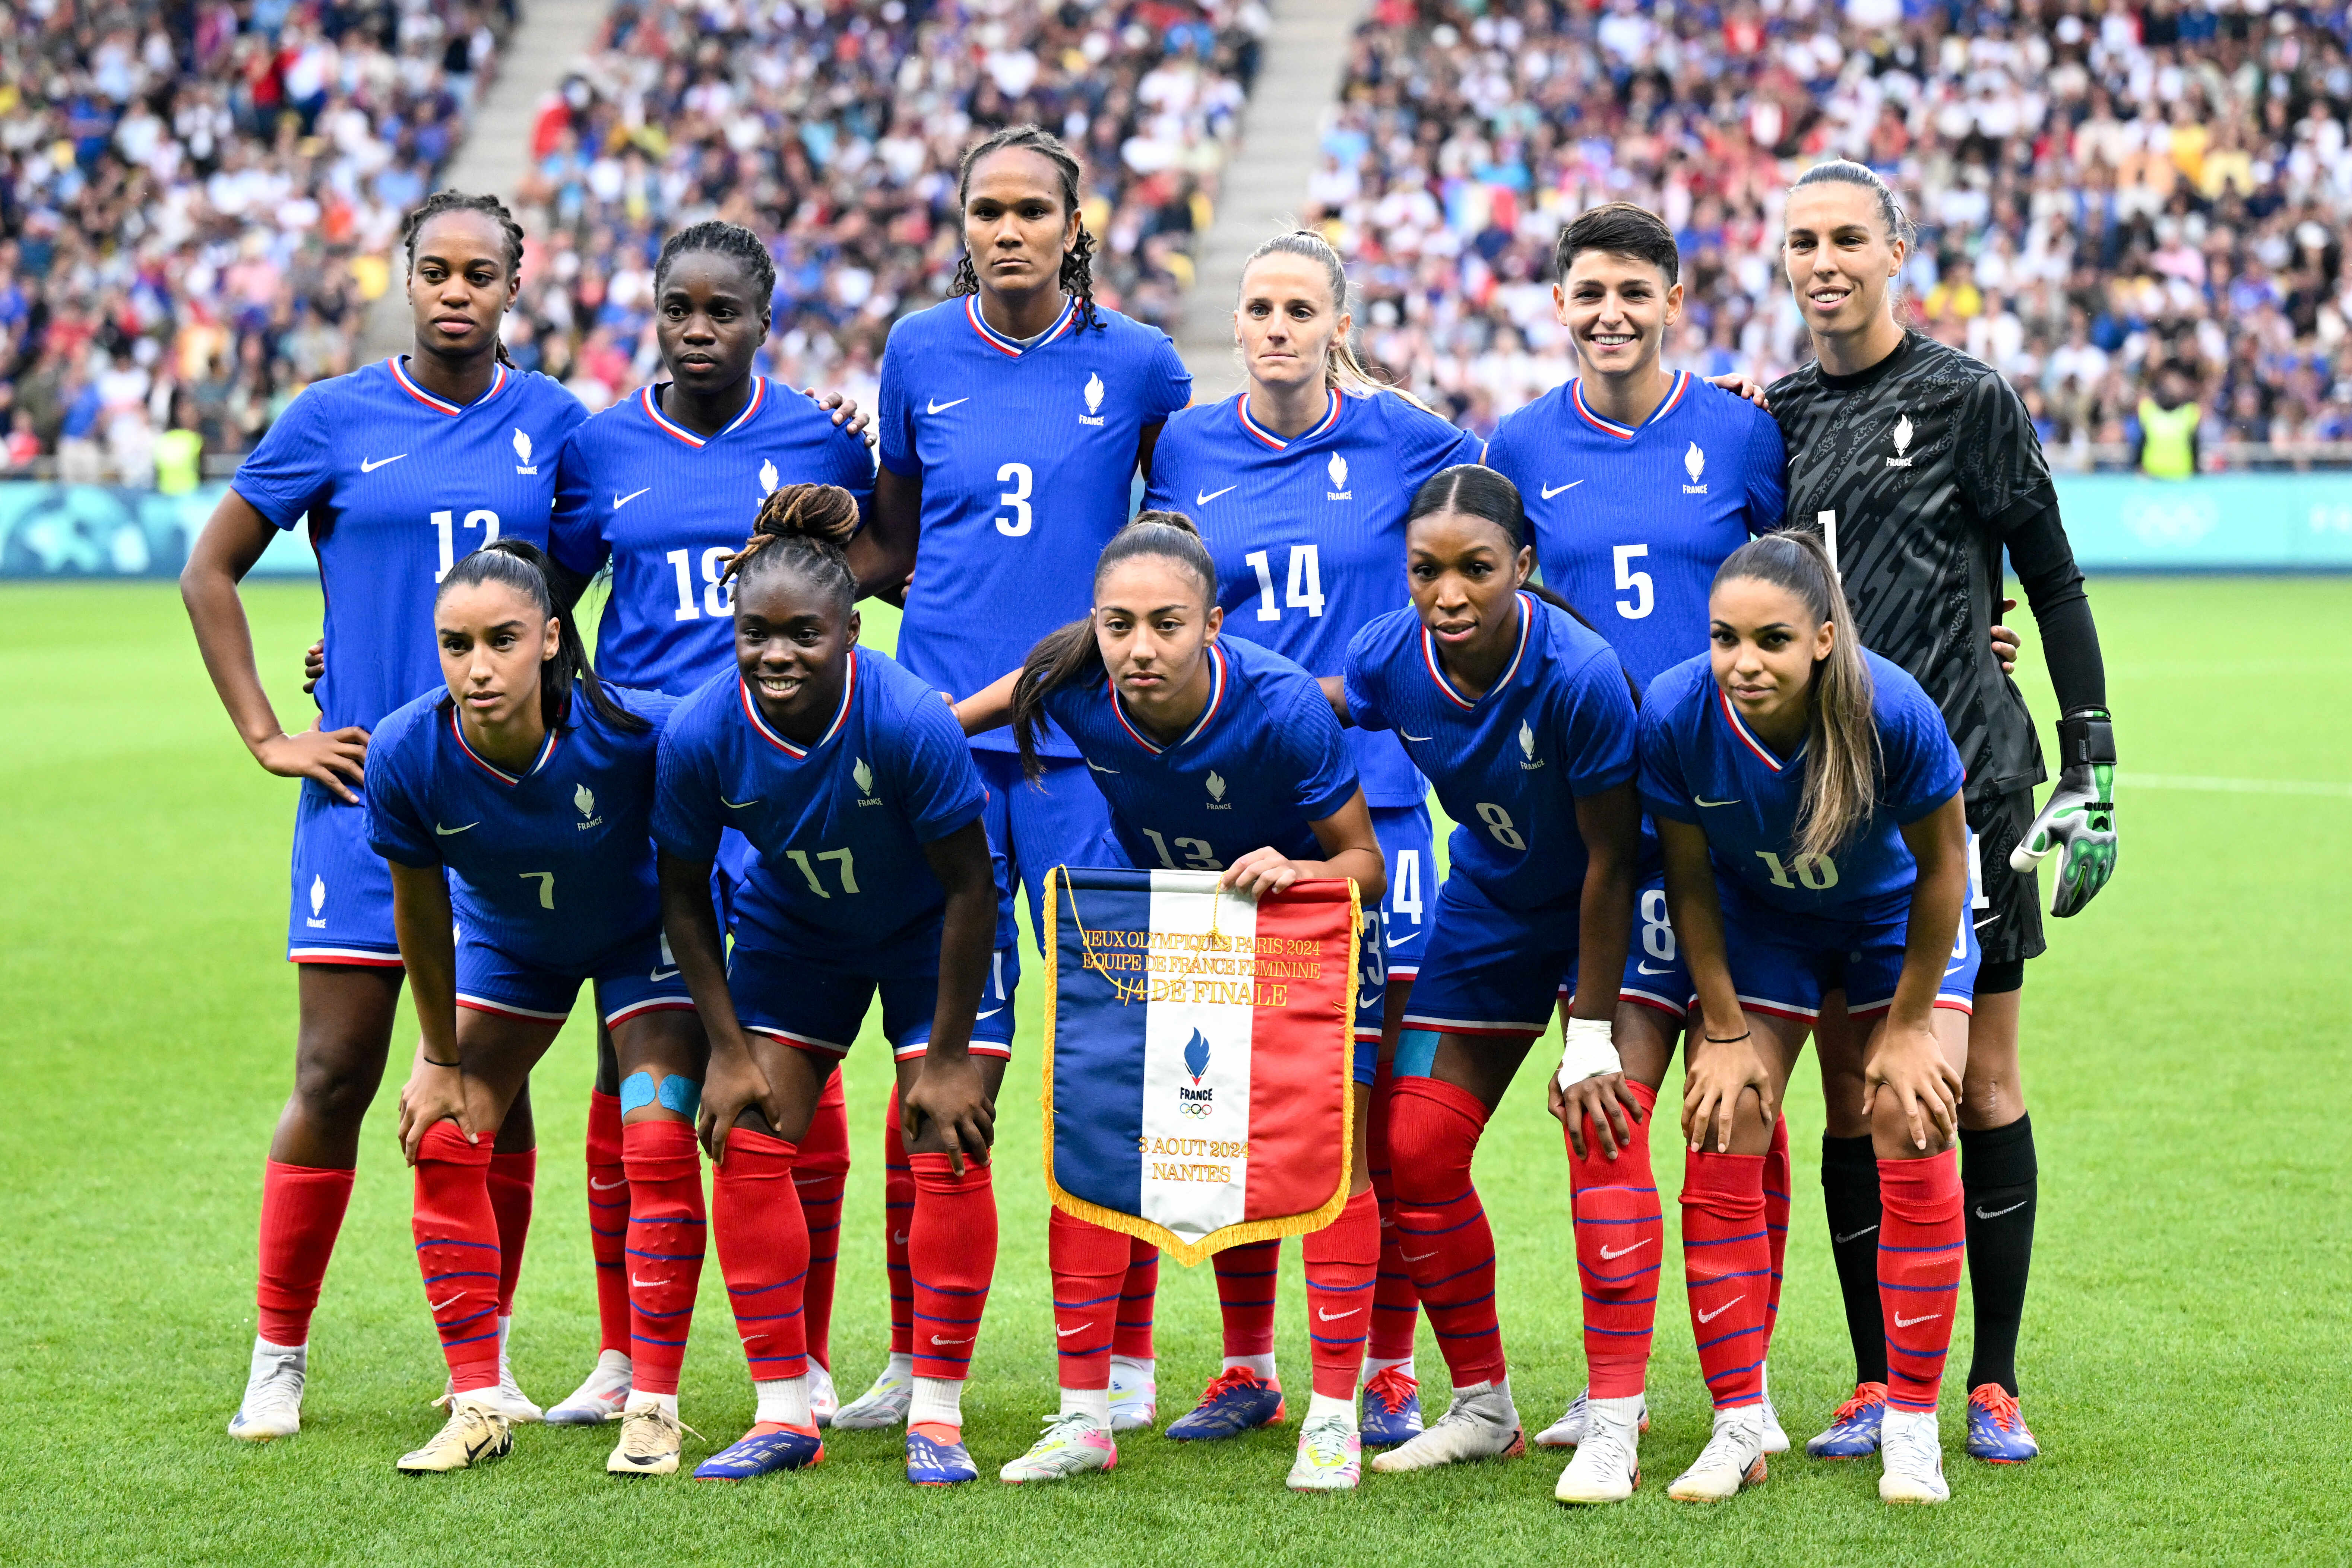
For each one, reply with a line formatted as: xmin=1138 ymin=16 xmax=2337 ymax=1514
xmin=1081 ymin=927 xmax=1325 ymax=1008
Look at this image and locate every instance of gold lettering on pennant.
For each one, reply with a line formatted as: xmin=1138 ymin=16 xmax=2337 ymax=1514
xmin=1081 ymin=921 xmax=1325 ymax=1005
xmin=1148 ymin=1162 xmax=1236 ymax=1185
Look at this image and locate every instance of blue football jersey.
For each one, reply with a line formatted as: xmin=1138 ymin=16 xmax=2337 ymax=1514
xmin=1142 ymin=387 xmax=1478 ymax=808
xmin=1345 ymin=593 xmax=1638 ymax=912
xmin=1042 ymin=633 xmax=1360 ymax=872
xmin=365 ymin=684 xmax=680 ymax=970
xmin=549 ymin=377 xmax=877 ymax=694
xmin=1637 ymin=649 xmax=1964 ymax=922
xmin=652 ymin=646 xmax=991 ymax=967
xmin=1484 ymin=371 xmax=1785 ymax=689
xmin=231 ymin=357 xmax=587 ymax=732
xmin=877 ymin=295 xmax=1192 ymax=752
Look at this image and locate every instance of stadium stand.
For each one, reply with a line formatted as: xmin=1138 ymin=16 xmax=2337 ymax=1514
xmin=1312 ymin=0 xmax=2352 ymax=467
xmin=0 ymin=0 xmax=513 ymax=478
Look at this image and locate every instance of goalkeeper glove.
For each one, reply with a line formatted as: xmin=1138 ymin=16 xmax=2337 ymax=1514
xmin=2008 ymin=707 xmax=2117 ymax=918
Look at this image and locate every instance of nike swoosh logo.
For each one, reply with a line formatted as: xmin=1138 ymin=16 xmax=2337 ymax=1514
xmin=428 ymin=1294 xmax=463 ymax=1312
xmin=361 ymin=454 xmax=406 ymax=473
xmin=1693 ymin=797 xmax=1741 ymax=808
xmin=722 ymin=797 xmax=762 ymax=810
xmin=614 ymin=487 xmax=650 ymax=509
xmin=1399 ymin=733 xmax=1433 ymax=743
xmin=927 ymin=397 xmax=969 ymax=414
xmin=1975 ymin=1200 xmax=2028 ymax=1220
xmin=975 ymin=1007 xmax=1004 ymax=1020
xmin=1635 ymin=962 xmax=1671 ymax=976
xmin=1944 ymin=962 xmax=1966 ymax=977
xmin=1085 ymin=760 xmax=1119 ymax=775
xmin=1316 ymin=1307 xmax=1362 ymax=1322
xmin=892 ymin=1230 xmax=909 ymax=1246
xmin=630 ymin=1274 xmax=664 ymax=1288
xmin=1894 ymin=1311 xmax=1942 ymax=1329
xmin=1598 ymin=1239 xmax=1650 ymax=1261
xmin=1974 ymin=914 xmax=2000 ymax=928
xmin=435 ymin=822 xmax=479 ymax=836
xmin=1403 ymin=1250 xmax=1436 ymax=1263
xmin=1695 ymin=1296 xmax=1742 ymax=1324
xmin=930 ymin=1335 xmax=973 ymax=1346
xmin=650 ymin=967 xmax=679 ymax=982
xmin=590 ymin=1177 xmax=627 ymax=1191
xmin=1541 ymin=480 xmax=1583 ymax=498
xmin=1196 ymin=485 xmax=1237 ymax=506
xmin=1834 ymin=1225 xmax=1878 ymax=1244
xmin=1055 ymin=1325 xmax=1086 ymax=1337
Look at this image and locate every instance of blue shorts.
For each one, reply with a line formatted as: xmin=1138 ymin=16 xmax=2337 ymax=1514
xmin=1398 ymin=873 xmax=1572 ymax=1040
xmin=455 ymin=924 xmax=695 ymax=1029
xmin=976 ymin=749 xmax=1114 ymax=954
xmin=729 ymin=941 xmax=1020 ymax=1062
xmin=1369 ymin=802 xmax=1436 ymax=981
xmin=1347 ymin=904 xmax=1384 ymax=1084
xmin=287 ymin=782 xmax=401 ymax=966
xmin=1599 ymin=871 xmax=1693 ymax=1021
xmin=1715 ymin=881 xmax=1981 ymax=1022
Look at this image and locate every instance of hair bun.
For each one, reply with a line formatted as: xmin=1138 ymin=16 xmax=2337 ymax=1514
xmin=754 ymin=483 xmax=861 ymax=546
xmin=1127 ymin=508 xmax=1200 ymax=538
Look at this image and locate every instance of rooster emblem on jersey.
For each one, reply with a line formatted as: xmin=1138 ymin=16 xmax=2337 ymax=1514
xmin=759 ymin=459 xmax=779 ymax=494
xmin=1184 ymin=1029 xmax=1211 ymax=1084
xmin=1519 ymin=720 xmax=1536 ymax=760
xmin=513 ymin=428 xmax=537 ymax=474
xmin=1685 ymin=441 xmax=1704 ymax=483
xmin=574 ymin=784 xmax=595 ymax=818
xmin=309 ymin=875 xmax=326 ymax=916
xmin=853 ymin=758 xmax=874 ymax=796
xmin=1085 ymin=372 xmax=1105 ymax=414
xmin=1206 ymin=770 xmax=1227 ymax=802
xmin=1328 ymin=452 xmax=1348 ymax=490
xmin=1887 ymin=413 xmax=1915 ymax=468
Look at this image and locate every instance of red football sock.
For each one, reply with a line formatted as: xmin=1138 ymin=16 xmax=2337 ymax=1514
xmin=255 ymin=1159 xmax=355 ymax=1346
xmin=711 ymin=1128 xmax=809 ymax=1383
xmin=1366 ymin=1057 xmax=1421 ymax=1363
xmin=1681 ymin=1150 xmax=1769 ymax=1409
xmin=1567 ymin=1080 xmax=1663 ymax=1400
xmin=1112 ymin=1236 xmax=1158 ymax=1360
xmin=1388 ymin=1076 xmax=1505 ymax=1385
xmin=796 ymin=1072 xmax=849 ymax=1371
xmin=1763 ymin=1114 xmax=1791 ymax=1354
xmin=1304 ymin=1188 xmax=1380 ymax=1399
xmin=908 ymin=1151 xmax=994 ymax=1383
xmin=585 ymin=1090 xmax=631 ymax=1356
xmin=413 ymin=1122 xmax=501 ymax=1392
xmin=883 ymin=1084 xmax=914 ymax=1357
xmin=486 ymin=1148 xmax=534 ymax=1317
xmin=1048 ymin=1209 xmax=1128 ymax=1392
xmin=1878 ymin=1151 xmax=1965 ymax=1413
xmin=623 ymin=1119 xmax=705 ymax=1397
xmin=1212 ymin=1239 xmax=1281 ymax=1359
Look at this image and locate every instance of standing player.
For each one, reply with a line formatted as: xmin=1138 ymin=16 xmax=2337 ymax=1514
xmin=1479 ymin=202 xmax=1793 ymax=1458
xmin=1317 ymin=467 xmax=1643 ymax=1491
xmin=651 ymin=485 xmax=1008 ymax=1486
xmin=1139 ymin=228 xmax=1476 ymax=1447
xmin=540 ymin=219 xmax=878 ymax=1428
xmin=361 ymin=541 xmax=701 ymax=1474
xmin=953 ymin=513 xmax=1389 ymax=1493
xmin=183 ymin=191 xmax=586 ymax=1441
xmin=1769 ymin=161 xmax=2116 ymax=1464
xmin=1642 ymin=530 xmax=1975 ymax=1506
xmin=844 ymin=123 xmax=1191 ymax=1431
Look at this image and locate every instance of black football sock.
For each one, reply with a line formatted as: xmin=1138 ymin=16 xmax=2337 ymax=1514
xmin=1820 ymin=1133 xmax=1887 ymax=1387
xmin=1960 ymin=1114 xmax=2038 ymax=1398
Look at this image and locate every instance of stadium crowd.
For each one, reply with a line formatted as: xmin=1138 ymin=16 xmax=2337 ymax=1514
xmin=0 ymin=0 xmax=511 ymax=482
xmin=1314 ymin=0 xmax=2352 ymax=464
xmin=499 ymin=0 xmax=1266 ymax=413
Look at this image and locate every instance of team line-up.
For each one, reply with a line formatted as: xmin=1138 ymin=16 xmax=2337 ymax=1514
xmin=183 ymin=123 xmax=2121 ymax=1506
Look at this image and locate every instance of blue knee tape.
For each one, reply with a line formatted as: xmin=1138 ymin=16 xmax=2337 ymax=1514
xmin=657 ymin=1074 xmax=700 ymax=1119
xmin=617 ymin=1071 xmax=656 ymax=1116
xmin=1395 ymin=1029 xmax=1441 ymax=1080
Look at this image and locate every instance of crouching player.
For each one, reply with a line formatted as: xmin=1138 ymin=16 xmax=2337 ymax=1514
xmin=1642 ymin=531 xmax=1975 ymax=1506
xmin=652 ymin=485 xmax=1012 ymax=1486
xmin=367 ymin=541 xmax=701 ymax=1474
xmin=1317 ymin=468 xmax=1646 ymax=1488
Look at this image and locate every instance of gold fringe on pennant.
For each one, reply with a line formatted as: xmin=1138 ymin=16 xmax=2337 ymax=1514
xmin=1040 ymin=865 xmax=1360 ymax=1267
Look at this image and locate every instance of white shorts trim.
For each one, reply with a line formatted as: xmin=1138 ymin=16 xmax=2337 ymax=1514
xmin=455 ymin=992 xmax=570 ymax=1023
xmin=746 ymin=1024 xmax=851 ymax=1057
xmin=289 ymin=945 xmax=403 ymax=967
xmin=604 ymin=997 xmax=698 ymax=1027
xmin=1397 ymin=1012 xmax=1548 ymax=1039
xmin=890 ymin=1040 xmax=1014 ymax=1062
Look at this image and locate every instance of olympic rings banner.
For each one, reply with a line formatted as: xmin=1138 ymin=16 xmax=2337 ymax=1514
xmin=1041 ymin=867 xmax=1359 ymax=1266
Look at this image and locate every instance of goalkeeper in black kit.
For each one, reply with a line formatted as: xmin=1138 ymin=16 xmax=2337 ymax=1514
xmin=1763 ymin=159 xmax=2116 ymax=1467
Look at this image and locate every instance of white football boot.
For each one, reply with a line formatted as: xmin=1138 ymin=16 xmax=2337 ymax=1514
xmin=1666 ymin=1405 xmax=1767 ymax=1503
xmin=1367 ymin=1381 xmax=1525 ymax=1473
xmin=1878 ymin=1407 xmax=1950 ymax=1504
xmin=228 ymin=1339 xmax=307 ymax=1441
xmin=1554 ymin=1394 xmax=1643 ymax=1504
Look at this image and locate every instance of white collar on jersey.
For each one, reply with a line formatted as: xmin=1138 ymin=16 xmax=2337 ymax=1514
xmin=1421 ymin=591 xmax=1534 ymax=711
xmin=1569 ymin=370 xmax=1690 ymax=440
xmin=964 ymin=294 xmax=1079 ymax=358
xmin=1109 ymin=640 xmax=1229 ymax=754
xmin=387 ymin=356 xmax=509 ymax=416
xmin=448 ymin=707 xmax=559 ymax=785
xmin=640 ymin=377 xmax=767 ymax=448
xmin=1713 ymin=681 xmax=1806 ymax=770
xmin=1236 ymin=389 xmax=1343 ymax=451
xmin=738 ymin=653 xmax=857 ymax=760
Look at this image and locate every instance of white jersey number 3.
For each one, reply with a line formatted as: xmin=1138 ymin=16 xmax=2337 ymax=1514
xmin=995 ymin=462 xmax=1033 ymax=537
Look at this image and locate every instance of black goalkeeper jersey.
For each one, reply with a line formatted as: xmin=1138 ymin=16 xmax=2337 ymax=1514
xmin=1768 ymin=330 xmax=2051 ymax=801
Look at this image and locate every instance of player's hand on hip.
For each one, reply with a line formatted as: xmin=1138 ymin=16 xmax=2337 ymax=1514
xmin=254 ymin=719 xmax=368 ymax=802
xmin=1862 ymin=1020 xmax=1961 ymax=1152
xmin=1551 ymin=1069 xmax=1645 ymax=1160
xmin=697 ymin=1041 xmax=775 ymax=1165
xmin=1219 ymin=848 xmax=1300 ymax=900
xmin=1682 ymin=1016 xmax=1773 ymax=1153
xmin=1990 ymin=598 xmax=2019 ymax=676
xmin=398 ymin=1061 xmax=472 ymax=1165
xmin=2011 ymin=761 xmax=2117 ymax=918
xmin=903 ymin=1055 xmax=995 ymax=1176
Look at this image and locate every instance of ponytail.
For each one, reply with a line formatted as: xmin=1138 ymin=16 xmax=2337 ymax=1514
xmin=1713 ymin=530 xmax=1877 ymax=861
xmin=1010 ymin=510 xmax=1216 ymax=782
xmin=436 ymin=538 xmax=647 ymax=736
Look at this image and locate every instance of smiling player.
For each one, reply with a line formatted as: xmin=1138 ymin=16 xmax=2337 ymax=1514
xmin=1141 ymin=228 xmax=1476 ymax=1447
xmin=184 ymin=190 xmax=586 ymax=1442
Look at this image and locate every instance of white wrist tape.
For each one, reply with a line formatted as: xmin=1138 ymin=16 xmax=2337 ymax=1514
xmin=1556 ymin=1016 xmax=1621 ymax=1090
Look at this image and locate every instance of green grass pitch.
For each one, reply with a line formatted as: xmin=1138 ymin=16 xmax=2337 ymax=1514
xmin=1 ymin=577 xmax=2346 ymax=1565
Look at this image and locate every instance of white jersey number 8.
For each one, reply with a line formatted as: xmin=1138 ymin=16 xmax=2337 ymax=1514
xmin=1475 ymin=802 xmax=1525 ymax=851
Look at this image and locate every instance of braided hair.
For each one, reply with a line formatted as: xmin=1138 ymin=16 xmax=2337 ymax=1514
xmin=654 ymin=220 xmax=778 ymax=312
xmin=434 ymin=539 xmax=648 ymax=735
xmin=722 ymin=483 xmax=861 ymax=613
xmin=402 ymin=189 xmax=527 ymax=368
xmin=947 ymin=124 xmax=1103 ymax=333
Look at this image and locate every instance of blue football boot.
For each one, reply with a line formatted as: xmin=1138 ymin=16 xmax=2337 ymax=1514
xmin=1359 ymin=1366 xmax=1424 ymax=1448
xmin=1965 ymin=1385 xmax=2039 ymax=1463
xmin=692 ymin=1422 xmax=822 ymax=1479
xmin=1804 ymin=1381 xmax=1887 ymax=1459
xmin=906 ymin=1425 xmax=980 ymax=1485
xmin=1164 ymin=1368 xmax=1285 ymax=1441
